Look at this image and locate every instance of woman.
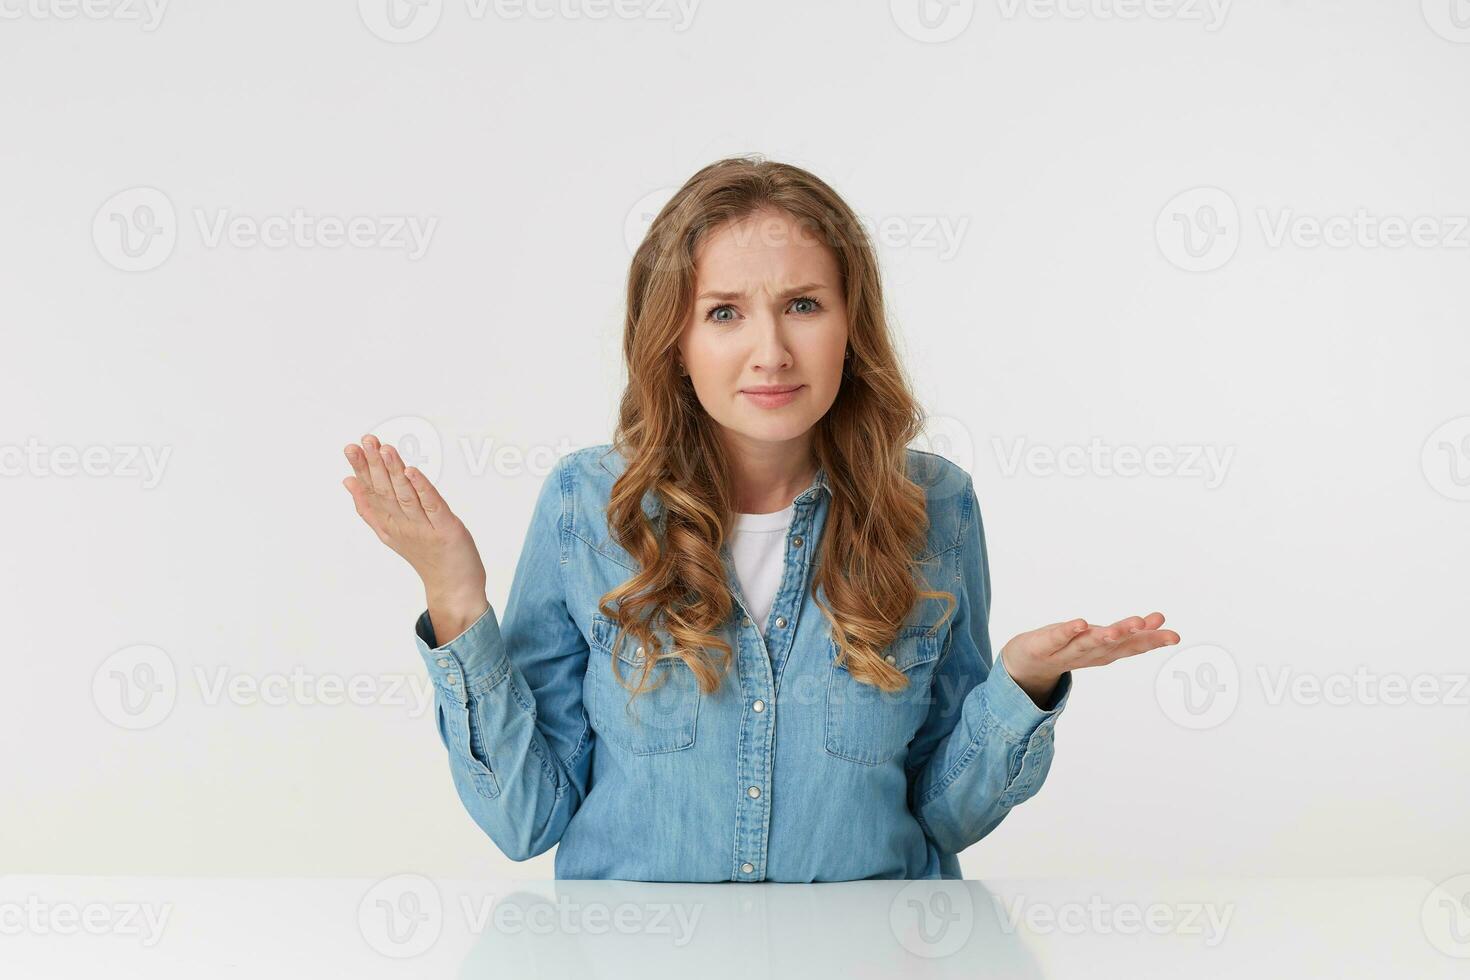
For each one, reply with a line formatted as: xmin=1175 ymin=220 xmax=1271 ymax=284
xmin=340 ymin=157 xmax=1179 ymax=881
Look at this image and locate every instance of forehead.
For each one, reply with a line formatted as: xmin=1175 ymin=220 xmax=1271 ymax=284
xmin=693 ymin=209 xmax=839 ymax=287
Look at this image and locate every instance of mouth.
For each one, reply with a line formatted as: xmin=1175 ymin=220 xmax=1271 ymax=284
xmin=740 ymin=384 xmax=804 ymax=408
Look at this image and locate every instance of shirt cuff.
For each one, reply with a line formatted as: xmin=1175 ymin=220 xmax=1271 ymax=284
xmin=413 ymin=604 xmax=507 ymax=696
xmin=985 ymin=652 xmax=1072 ymax=743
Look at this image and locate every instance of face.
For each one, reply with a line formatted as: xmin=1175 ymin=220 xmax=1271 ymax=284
xmin=677 ymin=208 xmax=850 ymax=456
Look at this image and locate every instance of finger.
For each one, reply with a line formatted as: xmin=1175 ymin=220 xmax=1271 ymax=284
xmin=1011 ymin=618 xmax=1091 ymax=660
xmin=359 ymin=433 xmax=402 ymax=513
xmin=343 ymin=443 xmax=373 ymax=487
xmin=1062 ymin=623 xmax=1124 ymax=655
xmin=1094 ymin=629 xmax=1181 ymax=665
xmin=403 ymin=465 xmax=454 ymax=532
xmin=378 ymin=443 xmax=429 ymax=523
xmin=342 ymin=475 xmax=387 ymax=537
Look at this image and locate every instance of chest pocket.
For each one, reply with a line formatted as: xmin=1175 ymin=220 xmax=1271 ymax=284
xmin=824 ymin=625 xmax=942 ymax=766
xmin=585 ymin=612 xmax=701 ymax=755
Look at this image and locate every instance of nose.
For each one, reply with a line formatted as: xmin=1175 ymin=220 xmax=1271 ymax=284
xmin=749 ymin=311 xmax=793 ymax=373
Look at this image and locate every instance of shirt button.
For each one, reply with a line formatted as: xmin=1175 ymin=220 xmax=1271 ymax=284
xmin=742 ymin=617 xmax=752 ymax=628
xmin=741 ymin=862 xmax=754 ymax=874
xmin=747 ymin=785 xmax=760 ymax=798
xmin=436 ymin=658 xmax=451 ymax=668
xmin=447 ymin=675 xmax=459 ymax=685
xmin=752 ymin=699 xmax=765 ymax=712
xmin=775 ymin=616 xmax=787 ymax=629
xmin=792 ymin=535 xmax=803 ymax=548
xmin=885 ymin=654 xmax=896 ymax=664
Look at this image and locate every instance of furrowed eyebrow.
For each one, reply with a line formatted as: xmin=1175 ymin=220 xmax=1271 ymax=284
xmin=696 ymin=282 xmax=827 ymax=302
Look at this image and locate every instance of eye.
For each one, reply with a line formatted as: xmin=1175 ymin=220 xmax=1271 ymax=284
xmin=703 ymin=296 xmax=824 ymax=323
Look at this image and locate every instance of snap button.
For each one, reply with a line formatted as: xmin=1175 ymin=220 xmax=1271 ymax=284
xmin=775 ymin=616 xmax=787 ymax=629
xmin=741 ymin=862 xmax=754 ymax=874
xmin=792 ymin=535 xmax=803 ymax=548
xmin=436 ymin=658 xmax=450 ymax=668
xmin=742 ymin=617 xmax=752 ymax=628
xmin=447 ymin=676 xmax=458 ymax=685
xmin=885 ymin=654 xmax=896 ymax=664
xmin=748 ymin=785 xmax=760 ymax=798
xmin=753 ymin=699 xmax=765 ymax=712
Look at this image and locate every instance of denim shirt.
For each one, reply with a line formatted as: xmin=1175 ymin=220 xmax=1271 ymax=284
xmin=412 ymin=443 xmax=1072 ymax=881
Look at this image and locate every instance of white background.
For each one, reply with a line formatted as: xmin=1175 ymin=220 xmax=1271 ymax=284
xmin=2 ymin=0 xmax=1467 ymax=885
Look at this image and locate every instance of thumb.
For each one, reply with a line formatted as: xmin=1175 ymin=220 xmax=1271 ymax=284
xmin=1008 ymin=618 xmax=1090 ymax=659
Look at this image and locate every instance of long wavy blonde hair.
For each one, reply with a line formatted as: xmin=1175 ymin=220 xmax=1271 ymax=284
xmin=596 ymin=155 xmax=956 ymax=700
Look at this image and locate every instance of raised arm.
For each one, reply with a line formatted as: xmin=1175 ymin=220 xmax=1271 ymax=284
xmin=343 ymin=436 xmax=592 ymax=860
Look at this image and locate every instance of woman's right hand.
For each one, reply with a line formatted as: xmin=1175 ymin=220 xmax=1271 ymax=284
xmin=342 ymin=434 xmax=489 ymax=634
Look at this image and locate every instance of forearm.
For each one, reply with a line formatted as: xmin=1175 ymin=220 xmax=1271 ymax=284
xmin=417 ymin=605 xmax=589 ymax=861
xmin=911 ymin=656 xmax=1069 ymax=854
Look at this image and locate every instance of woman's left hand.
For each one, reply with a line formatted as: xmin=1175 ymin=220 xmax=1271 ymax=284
xmin=1000 ymin=613 xmax=1180 ymax=707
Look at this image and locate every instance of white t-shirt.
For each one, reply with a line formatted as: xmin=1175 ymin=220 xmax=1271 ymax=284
xmin=730 ymin=502 xmax=795 ymax=632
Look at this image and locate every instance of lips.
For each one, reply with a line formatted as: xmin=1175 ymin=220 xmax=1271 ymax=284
xmin=740 ymin=385 xmax=804 ymax=408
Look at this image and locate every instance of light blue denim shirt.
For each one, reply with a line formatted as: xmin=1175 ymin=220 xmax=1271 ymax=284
xmin=412 ymin=443 xmax=1071 ymax=881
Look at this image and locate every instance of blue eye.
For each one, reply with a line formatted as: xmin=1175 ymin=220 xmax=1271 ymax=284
xmin=703 ymin=296 xmax=824 ymax=322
